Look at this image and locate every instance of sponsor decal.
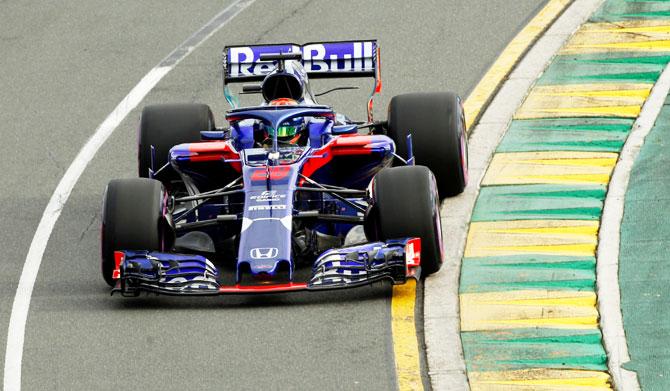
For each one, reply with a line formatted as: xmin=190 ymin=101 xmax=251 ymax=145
xmin=250 ymin=190 xmax=286 ymax=202
xmin=250 ymin=166 xmax=291 ymax=181
xmin=227 ymin=41 xmax=375 ymax=77
xmin=250 ymin=247 xmax=279 ymax=259
xmin=248 ymin=205 xmax=286 ymax=211
xmin=229 ymin=44 xmax=298 ymax=77
xmin=253 ymin=264 xmax=274 ymax=271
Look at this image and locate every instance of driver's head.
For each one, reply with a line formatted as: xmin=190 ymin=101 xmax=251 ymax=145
xmin=265 ymin=98 xmax=305 ymax=145
xmin=269 ymin=98 xmax=298 ymax=106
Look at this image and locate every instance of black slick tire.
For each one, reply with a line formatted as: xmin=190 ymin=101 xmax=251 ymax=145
xmin=101 ymin=178 xmax=166 ymax=287
xmin=387 ymin=92 xmax=468 ymax=198
xmin=368 ymin=166 xmax=444 ymax=275
xmin=138 ymin=103 xmax=215 ymax=181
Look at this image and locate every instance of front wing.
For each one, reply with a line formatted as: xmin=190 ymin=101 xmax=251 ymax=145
xmin=111 ymin=238 xmax=421 ymax=297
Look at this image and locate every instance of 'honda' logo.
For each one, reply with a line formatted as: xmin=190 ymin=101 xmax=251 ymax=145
xmin=250 ymin=247 xmax=279 ymax=259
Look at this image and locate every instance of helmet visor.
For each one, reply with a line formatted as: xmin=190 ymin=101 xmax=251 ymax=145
xmin=274 ymin=125 xmax=297 ymax=138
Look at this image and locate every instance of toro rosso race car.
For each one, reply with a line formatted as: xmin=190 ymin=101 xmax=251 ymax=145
xmin=101 ymin=40 xmax=468 ymax=296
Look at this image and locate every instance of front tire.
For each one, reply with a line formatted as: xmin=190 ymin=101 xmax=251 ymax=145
xmin=138 ymin=103 xmax=215 ymax=182
xmin=366 ymin=166 xmax=444 ymax=275
xmin=101 ymin=178 xmax=167 ymax=286
xmin=387 ymin=92 xmax=468 ymax=198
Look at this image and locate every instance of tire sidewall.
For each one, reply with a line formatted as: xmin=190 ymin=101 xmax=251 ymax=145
xmin=371 ymin=166 xmax=444 ymax=275
xmin=387 ymin=92 xmax=468 ymax=198
xmin=138 ymin=103 xmax=214 ymax=181
xmin=101 ymin=178 xmax=167 ymax=286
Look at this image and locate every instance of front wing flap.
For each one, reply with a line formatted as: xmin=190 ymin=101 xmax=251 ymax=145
xmin=309 ymin=239 xmax=419 ymax=289
xmin=111 ymin=238 xmax=420 ymax=296
xmin=111 ymin=251 xmax=219 ymax=297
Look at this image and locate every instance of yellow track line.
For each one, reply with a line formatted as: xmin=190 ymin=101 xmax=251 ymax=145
xmin=392 ymin=279 xmax=423 ymax=390
xmin=390 ymin=1 xmax=574 ymax=390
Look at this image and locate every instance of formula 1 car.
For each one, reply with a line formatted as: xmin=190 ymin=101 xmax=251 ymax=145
xmin=101 ymin=40 xmax=468 ymax=296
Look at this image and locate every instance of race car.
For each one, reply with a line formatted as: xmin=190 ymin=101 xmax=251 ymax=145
xmin=101 ymin=40 xmax=468 ymax=296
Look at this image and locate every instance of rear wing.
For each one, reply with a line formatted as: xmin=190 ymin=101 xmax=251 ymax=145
xmin=222 ymin=40 xmax=382 ymax=121
xmin=223 ymin=40 xmax=380 ymax=83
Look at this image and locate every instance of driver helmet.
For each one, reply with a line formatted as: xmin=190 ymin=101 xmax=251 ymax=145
xmin=266 ymin=98 xmax=305 ymax=145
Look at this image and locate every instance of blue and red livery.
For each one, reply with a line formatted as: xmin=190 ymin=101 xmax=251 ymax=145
xmin=101 ymin=40 xmax=467 ymax=296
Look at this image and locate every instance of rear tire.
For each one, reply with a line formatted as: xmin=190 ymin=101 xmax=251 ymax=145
xmin=138 ymin=103 xmax=215 ymax=181
xmin=367 ymin=166 xmax=444 ymax=275
xmin=101 ymin=178 xmax=167 ymax=286
xmin=387 ymin=92 xmax=468 ymax=198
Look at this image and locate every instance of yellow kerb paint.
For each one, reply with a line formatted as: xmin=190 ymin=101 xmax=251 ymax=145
xmin=390 ymin=0 xmax=576 ymax=389
xmin=470 ymin=369 xmax=612 ymax=390
xmin=391 ymin=279 xmax=423 ymax=390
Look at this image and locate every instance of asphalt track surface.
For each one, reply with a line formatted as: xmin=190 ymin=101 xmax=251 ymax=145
xmin=0 ymin=1 xmax=545 ymax=389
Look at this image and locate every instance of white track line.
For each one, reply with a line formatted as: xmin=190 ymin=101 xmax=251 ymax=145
xmin=424 ymin=0 xmax=604 ymax=389
xmin=596 ymin=65 xmax=670 ymax=391
xmin=2 ymin=1 xmax=255 ymax=389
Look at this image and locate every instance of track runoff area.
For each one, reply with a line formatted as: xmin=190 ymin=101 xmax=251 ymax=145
xmin=430 ymin=0 xmax=670 ymax=389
